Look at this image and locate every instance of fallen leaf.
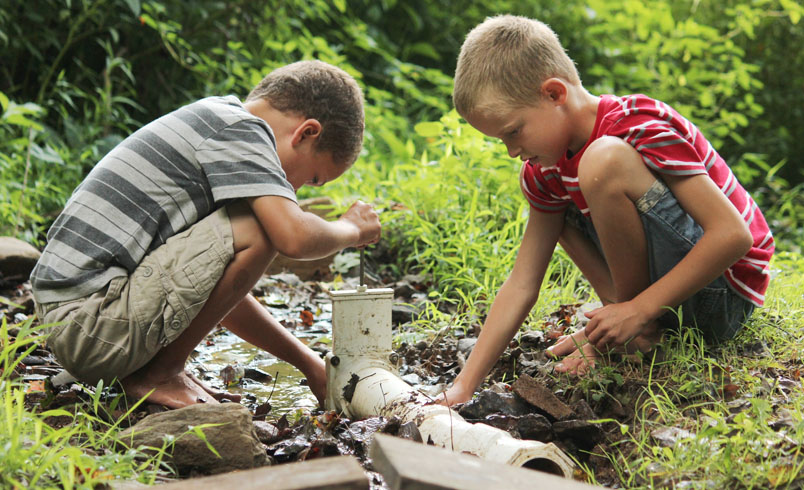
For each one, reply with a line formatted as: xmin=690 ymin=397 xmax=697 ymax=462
xmin=300 ymin=309 xmax=314 ymax=327
xmin=220 ymin=364 xmax=244 ymax=386
xmin=27 ymin=380 xmax=46 ymax=393
xmin=768 ymin=463 xmax=795 ymax=486
xmin=722 ymin=383 xmax=739 ymax=400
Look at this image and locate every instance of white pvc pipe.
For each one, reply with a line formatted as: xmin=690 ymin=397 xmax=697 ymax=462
xmin=324 ymin=288 xmax=575 ymax=477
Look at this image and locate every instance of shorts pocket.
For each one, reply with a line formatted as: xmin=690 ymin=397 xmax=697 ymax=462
xmin=130 ymin=255 xmax=173 ymax=354
xmin=685 ymin=285 xmax=751 ymax=342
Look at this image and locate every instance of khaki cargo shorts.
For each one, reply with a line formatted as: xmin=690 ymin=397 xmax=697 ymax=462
xmin=35 ymin=206 xmax=234 ymax=385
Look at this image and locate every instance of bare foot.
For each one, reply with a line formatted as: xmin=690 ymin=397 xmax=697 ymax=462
xmin=618 ymin=325 xmax=663 ymax=355
xmin=552 ymin=341 xmax=600 ymax=375
xmin=121 ymin=370 xmax=221 ymax=409
xmin=547 ymin=328 xmax=600 ymax=375
xmin=186 ymin=370 xmax=242 ymax=403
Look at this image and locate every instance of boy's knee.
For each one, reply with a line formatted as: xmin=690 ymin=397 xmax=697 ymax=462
xmin=578 ymin=137 xmax=653 ymax=200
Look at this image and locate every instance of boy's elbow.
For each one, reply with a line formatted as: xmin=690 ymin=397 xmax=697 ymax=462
xmin=728 ymin=222 xmax=754 ymax=257
xmin=275 ymin=237 xmax=310 ymax=260
xmin=738 ymin=226 xmax=754 ymax=255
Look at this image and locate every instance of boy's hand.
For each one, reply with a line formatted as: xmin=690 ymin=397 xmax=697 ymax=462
xmin=339 ymin=200 xmax=381 ymax=248
xmin=435 ymin=382 xmax=473 ymax=407
xmin=583 ymin=301 xmax=649 ymax=350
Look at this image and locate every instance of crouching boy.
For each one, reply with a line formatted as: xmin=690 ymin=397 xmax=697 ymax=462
xmin=31 ymin=60 xmax=381 ymax=409
xmin=440 ymin=16 xmax=773 ymax=405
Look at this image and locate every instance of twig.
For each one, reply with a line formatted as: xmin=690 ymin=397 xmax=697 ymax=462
xmin=267 ymin=371 xmax=279 ymax=401
xmin=444 ymin=391 xmax=454 ymax=451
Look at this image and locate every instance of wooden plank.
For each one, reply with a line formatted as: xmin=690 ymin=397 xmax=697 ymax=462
xmin=370 ymin=434 xmax=598 ymax=490
xmin=155 ymin=455 xmax=368 ymax=490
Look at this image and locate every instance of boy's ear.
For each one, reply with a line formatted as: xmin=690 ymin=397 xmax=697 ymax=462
xmin=540 ymin=78 xmax=568 ymax=105
xmin=290 ymin=119 xmax=322 ymax=147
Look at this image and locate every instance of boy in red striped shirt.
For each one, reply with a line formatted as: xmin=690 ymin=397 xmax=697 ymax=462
xmin=439 ymin=15 xmax=773 ymax=405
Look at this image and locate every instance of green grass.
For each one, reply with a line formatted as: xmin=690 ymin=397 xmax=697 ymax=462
xmin=569 ymin=252 xmax=804 ymax=489
xmin=0 ymin=317 xmax=172 ymax=489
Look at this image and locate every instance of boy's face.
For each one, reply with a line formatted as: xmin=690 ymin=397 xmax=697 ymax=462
xmin=466 ymin=98 xmax=570 ymax=169
xmin=281 ymin=148 xmax=347 ymax=192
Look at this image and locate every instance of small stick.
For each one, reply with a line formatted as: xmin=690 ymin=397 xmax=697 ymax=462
xmin=359 ymin=248 xmax=365 ymax=286
xmin=267 ymin=371 xmax=279 ymax=401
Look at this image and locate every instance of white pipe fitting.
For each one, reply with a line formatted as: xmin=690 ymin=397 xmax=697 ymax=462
xmin=324 ymin=288 xmax=576 ymax=478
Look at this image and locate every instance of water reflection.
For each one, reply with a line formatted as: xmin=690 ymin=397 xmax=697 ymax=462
xmin=190 ymin=280 xmax=335 ymax=416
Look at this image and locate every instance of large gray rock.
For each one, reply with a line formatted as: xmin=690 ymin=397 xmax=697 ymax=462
xmin=0 ymin=237 xmax=40 ymax=279
xmin=119 ymin=403 xmax=270 ymax=475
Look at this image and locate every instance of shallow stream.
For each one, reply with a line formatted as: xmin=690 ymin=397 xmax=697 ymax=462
xmin=189 ymin=274 xmax=337 ymax=415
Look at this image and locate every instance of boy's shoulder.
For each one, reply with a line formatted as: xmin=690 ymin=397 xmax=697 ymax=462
xmin=176 ymin=95 xmax=259 ymax=127
xmin=597 ymin=94 xmax=675 ymax=128
xmin=147 ymin=95 xmax=273 ymax=146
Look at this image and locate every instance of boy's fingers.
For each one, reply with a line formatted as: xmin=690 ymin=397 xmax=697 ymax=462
xmin=584 ymin=307 xmax=602 ymax=319
xmin=586 ymin=321 xmax=605 ymax=346
xmin=547 ymin=328 xmax=587 ymax=357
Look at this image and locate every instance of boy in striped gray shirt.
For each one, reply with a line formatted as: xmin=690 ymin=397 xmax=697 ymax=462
xmin=30 ymin=60 xmax=381 ymax=409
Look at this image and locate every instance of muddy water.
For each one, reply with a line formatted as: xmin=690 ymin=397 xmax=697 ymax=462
xmin=190 ymin=284 xmax=334 ymax=415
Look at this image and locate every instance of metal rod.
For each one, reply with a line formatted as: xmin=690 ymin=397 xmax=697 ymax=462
xmin=359 ymin=248 xmax=365 ymax=286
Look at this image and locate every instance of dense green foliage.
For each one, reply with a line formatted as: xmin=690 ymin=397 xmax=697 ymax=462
xmin=1 ymin=0 xmax=802 ymax=247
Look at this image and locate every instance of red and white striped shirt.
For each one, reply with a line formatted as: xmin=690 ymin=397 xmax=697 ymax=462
xmin=520 ymin=94 xmax=774 ymax=306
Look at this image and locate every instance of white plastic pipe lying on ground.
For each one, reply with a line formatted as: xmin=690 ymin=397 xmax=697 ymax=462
xmin=324 ymin=287 xmax=575 ymax=477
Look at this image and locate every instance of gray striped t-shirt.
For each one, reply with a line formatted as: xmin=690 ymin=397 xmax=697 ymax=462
xmin=31 ymin=95 xmax=297 ymax=303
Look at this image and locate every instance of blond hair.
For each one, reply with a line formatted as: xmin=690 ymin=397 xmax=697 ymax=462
xmin=453 ymin=15 xmax=580 ymax=116
xmin=248 ymin=60 xmax=364 ymax=166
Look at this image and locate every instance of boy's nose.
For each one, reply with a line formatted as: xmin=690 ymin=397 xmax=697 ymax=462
xmin=506 ymin=144 xmax=520 ymax=159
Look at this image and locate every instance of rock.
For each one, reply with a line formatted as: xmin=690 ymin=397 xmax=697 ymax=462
xmin=488 ymin=382 xmax=511 ymax=394
xmin=119 ymin=403 xmax=270 ymax=475
xmin=392 ymin=303 xmax=419 ymax=325
xmin=400 ymin=373 xmax=421 ymax=385
xmin=573 ymin=302 xmax=603 ymax=327
xmin=401 ymin=273 xmax=426 ymax=285
xmin=458 ymin=390 xmax=530 ymax=419
xmin=397 ymin=421 xmax=423 ymax=443
xmin=516 ymin=413 xmax=553 ymax=441
xmin=482 ymin=414 xmax=519 ymax=436
xmin=253 ymin=420 xmax=282 ymax=444
xmin=512 ymin=374 xmax=573 ymax=421
xmin=244 ymin=367 xmax=273 ymax=382
xmin=518 ymin=331 xmax=545 ymax=350
xmin=0 ymin=237 xmax=41 ymax=279
xmin=572 ymin=399 xmax=597 ymax=420
xmin=457 ymin=338 xmax=477 ymax=356
xmin=650 ymin=426 xmax=694 ymax=447
xmin=393 ymin=281 xmax=417 ymax=298
xmin=269 ymin=436 xmax=311 ymax=463
xmin=552 ymin=420 xmax=603 ymax=448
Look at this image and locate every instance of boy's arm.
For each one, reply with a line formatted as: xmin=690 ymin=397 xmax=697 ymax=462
xmin=584 ymin=173 xmax=753 ymax=348
xmin=438 ymin=209 xmax=565 ymax=406
xmin=222 ymin=294 xmax=326 ymax=404
xmin=248 ymin=195 xmax=380 ymax=259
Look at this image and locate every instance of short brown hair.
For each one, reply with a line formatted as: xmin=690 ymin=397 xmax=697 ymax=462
xmin=247 ymin=60 xmax=364 ymax=166
xmin=453 ymin=15 xmax=580 ymax=116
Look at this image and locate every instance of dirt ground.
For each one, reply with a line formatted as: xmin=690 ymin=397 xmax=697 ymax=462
xmin=6 ymin=268 xmax=793 ymax=488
